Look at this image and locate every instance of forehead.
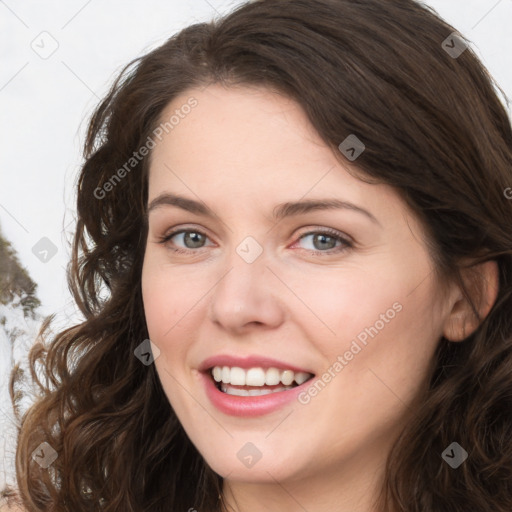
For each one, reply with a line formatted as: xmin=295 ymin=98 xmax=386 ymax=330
xmin=150 ymin=84 xmax=331 ymax=175
xmin=147 ymin=84 xmax=403 ymax=223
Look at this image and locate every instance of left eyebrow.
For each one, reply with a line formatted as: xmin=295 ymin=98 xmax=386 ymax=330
xmin=272 ymin=198 xmax=381 ymax=227
xmin=146 ymin=192 xmax=381 ymax=227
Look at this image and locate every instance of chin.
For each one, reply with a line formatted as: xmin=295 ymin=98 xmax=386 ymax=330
xmin=189 ymin=434 xmax=308 ymax=483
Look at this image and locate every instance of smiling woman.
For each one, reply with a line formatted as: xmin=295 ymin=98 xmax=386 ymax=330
xmin=4 ymin=0 xmax=512 ymax=511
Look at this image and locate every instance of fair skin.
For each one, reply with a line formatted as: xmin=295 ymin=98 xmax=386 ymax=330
xmin=141 ymin=84 xmax=498 ymax=512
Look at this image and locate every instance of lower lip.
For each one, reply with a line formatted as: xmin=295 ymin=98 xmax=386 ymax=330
xmin=201 ymin=371 xmax=313 ymax=417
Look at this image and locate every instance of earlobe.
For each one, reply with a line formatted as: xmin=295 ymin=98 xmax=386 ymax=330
xmin=442 ymin=260 xmax=499 ymax=342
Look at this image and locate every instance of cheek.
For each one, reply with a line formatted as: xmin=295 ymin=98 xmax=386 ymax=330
xmin=141 ymin=268 xmax=190 ymax=403
xmin=293 ymin=261 xmax=441 ymax=380
xmin=332 ymin=280 xmax=442 ymax=406
xmin=276 ymin=261 xmax=407 ymax=346
xmin=141 ymin=257 xmax=206 ymax=366
xmin=141 ymin=258 xmax=180 ymax=343
xmin=142 ymin=272 xmax=204 ymax=421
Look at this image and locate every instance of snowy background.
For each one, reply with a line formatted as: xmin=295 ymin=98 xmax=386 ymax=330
xmin=1 ymin=0 xmax=511 ymax=493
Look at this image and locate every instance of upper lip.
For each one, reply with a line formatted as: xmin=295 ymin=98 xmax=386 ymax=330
xmin=199 ymin=354 xmax=315 ymax=375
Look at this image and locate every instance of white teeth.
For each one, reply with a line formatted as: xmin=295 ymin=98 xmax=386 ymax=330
xmin=246 ymin=368 xmax=266 ymax=386
xmin=280 ymin=370 xmax=294 ymax=386
xmin=248 ymin=388 xmax=273 ymax=396
xmin=223 ymin=385 xmax=249 ymax=396
xmin=211 ymin=365 xmax=313 ymax=387
xmin=212 ymin=366 xmax=222 ymax=382
xmin=294 ymin=372 xmax=310 ymax=385
xmin=230 ymin=367 xmax=246 ymax=385
xmin=221 ymin=384 xmax=292 ymax=396
xmin=265 ymin=367 xmax=280 ymax=385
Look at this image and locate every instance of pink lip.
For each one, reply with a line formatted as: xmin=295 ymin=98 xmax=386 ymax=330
xmin=200 ymin=371 xmax=314 ymax=417
xmin=198 ymin=354 xmax=313 ymax=374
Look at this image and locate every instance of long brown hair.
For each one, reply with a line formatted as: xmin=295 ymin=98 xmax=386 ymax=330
xmin=7 ymin=0 xmax=512 ymax=510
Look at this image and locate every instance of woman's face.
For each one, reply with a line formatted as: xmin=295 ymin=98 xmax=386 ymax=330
xmin=141 ymin=84 xmax=456 ymax=493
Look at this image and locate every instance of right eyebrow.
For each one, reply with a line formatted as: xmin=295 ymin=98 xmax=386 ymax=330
xmin=147 ymin=193 xmax=214 ymax=217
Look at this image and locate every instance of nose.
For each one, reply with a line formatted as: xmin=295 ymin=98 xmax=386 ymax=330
xmin=207 ymin=245 xmax=286 ymax=333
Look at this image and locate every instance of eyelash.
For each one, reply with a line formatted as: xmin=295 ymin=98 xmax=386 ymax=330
xmin=157 ymin=226 xmax=353 ymax=257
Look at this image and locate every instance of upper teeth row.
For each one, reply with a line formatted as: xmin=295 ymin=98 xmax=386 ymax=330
xmin=211 ymin=366 xmax=311 ymax=386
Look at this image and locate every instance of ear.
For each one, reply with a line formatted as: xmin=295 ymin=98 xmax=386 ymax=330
xmin=443 ymin=260 xmax=499 ymax=342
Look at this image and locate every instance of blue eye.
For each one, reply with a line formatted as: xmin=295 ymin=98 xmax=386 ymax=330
xmin=158 ymin=227 xmax=353 ymax=256
xmin=296 ymin=229 xmax=352 ymax=254
xmin=158 ymin=229 xmax=212 ymax=253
